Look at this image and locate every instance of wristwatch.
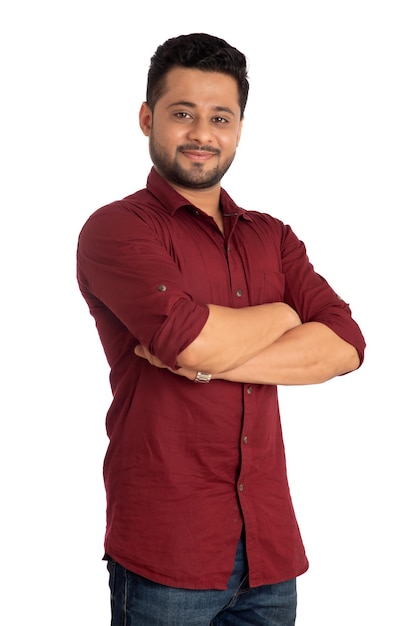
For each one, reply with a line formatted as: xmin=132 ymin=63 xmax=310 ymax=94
xmin=194 ymin=371 xmax=212 ymax=383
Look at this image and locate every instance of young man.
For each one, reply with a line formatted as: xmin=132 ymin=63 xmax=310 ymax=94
xmin=77 ymin=33 xmax=365 ymax=626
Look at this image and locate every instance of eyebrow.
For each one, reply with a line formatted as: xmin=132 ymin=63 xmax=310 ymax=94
xmin=167 ymin=101 xmax=237 ymax=117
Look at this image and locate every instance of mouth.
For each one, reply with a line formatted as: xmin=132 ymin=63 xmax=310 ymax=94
xmin=182 ymin=151 xmax=215 ymax=162
xmin=178 ymin=145 xmax=220 ymax=163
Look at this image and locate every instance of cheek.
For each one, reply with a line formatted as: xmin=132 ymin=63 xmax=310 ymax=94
xmin=220 ymin=133 xmax=241 ymax=152
xmin=235 ymin=121 xmax=243 ymax=146
xmin=219 ymin=124 xmax=242 ymax=149
xmin=153 ymin=124 xmax=186 ymax=148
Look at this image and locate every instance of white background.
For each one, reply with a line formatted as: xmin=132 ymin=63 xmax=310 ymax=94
xmin=1 ymin=1 xmax=417 ymax=624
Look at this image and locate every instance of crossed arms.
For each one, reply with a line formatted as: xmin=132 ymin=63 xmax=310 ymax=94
xmin=135 ymin=302 xmax=361 ymax=386
xmin=78 ymin=202 xmax=364 ymax=387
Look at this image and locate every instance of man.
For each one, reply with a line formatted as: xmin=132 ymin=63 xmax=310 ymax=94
xmin=77 ymin=33 xmax=365 ymax=626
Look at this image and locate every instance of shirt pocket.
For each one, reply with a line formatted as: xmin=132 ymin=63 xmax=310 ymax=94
xmin=249 ymin=270 xmax=286 ymax=305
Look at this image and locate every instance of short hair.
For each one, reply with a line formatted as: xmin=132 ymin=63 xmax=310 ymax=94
xmin=146 ymin=33 xmax=249 ymax=119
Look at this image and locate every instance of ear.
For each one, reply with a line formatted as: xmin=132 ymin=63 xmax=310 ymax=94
xmin=139 ymin=102 xmax=152 ymax=136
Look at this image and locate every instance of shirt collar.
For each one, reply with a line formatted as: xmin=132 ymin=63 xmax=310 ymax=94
xmin=146 ymin=167 xmax=252 ymax=222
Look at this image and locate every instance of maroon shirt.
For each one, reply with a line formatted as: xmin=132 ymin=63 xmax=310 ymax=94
xmin=77 ymin=167 xmax=365 ymax=590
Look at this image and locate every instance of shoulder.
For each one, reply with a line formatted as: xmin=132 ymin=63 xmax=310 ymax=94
xmin=78 ymin=188 xmax=159 ymax=237
xmin=241 ymin=208 xmax=294 ymax=240
xmin=87 ymin=187 xmax=153 ymax=220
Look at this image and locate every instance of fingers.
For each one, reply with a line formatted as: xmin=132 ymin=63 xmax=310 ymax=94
xmin=134 ymin=344 xmax=166 ymax=368
xmin=134 ymin=345 xmax=145 ymax=357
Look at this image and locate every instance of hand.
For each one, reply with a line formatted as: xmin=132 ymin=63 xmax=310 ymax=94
xmin=134 ymin=344 xmax=196 ymax=381
xmin=134 ymin=344 xmax=168 ymax=369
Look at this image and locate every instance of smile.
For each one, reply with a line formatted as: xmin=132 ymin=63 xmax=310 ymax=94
xmin=181 ymin=150 xmax=217 ymax=162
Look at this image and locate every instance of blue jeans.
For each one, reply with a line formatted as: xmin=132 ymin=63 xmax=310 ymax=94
xmin=106 ymin=535 xmax=297 ymax=625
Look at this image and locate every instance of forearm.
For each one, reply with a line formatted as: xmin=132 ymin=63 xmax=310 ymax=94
xmin=213 ymin=322 xmax=360 ymax=385
xmin=176 ymin=302 xmax=301 ymax=373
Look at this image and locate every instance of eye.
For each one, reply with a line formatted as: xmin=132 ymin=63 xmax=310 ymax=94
xmin=212 ymin=116 xmax=228 ymax=124
xmin=174 ymin=111 xmax=192 ymax=119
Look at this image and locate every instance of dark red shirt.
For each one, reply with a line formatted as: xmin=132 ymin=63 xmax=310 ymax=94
xmin=77 ymin=168 xmax=365 ymax=590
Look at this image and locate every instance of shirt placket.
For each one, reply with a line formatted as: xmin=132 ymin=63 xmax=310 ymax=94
xmin=224 ymin=223 xmax=257 ymax=529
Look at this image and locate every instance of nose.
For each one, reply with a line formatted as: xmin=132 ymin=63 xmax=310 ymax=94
xmin=186 ymin=116 xmax=213 ymax=144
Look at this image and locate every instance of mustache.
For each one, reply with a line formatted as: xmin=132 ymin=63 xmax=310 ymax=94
xmin=177 ymin=144 xmax=220 ymax=155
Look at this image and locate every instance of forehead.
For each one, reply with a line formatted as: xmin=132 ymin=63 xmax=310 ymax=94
xmin=158 ymin=67 xmax=240 ymax=111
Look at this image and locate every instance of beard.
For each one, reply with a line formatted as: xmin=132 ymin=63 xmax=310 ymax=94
xmin=149 ymin=136 xmax=235 ymax=190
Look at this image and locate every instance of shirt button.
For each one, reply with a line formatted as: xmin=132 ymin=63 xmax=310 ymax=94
xmin=236 ymin=289 xmax=243 ymax=297
xmin=247 ymin=386 xmax=253 ymax=394
xmin=238 ymin=483 xmax=244 ymax=492
xmin=158 ymin=284 xmax=167 ymax=292
xmin=243 ymin=436 xmax=248 ymax=444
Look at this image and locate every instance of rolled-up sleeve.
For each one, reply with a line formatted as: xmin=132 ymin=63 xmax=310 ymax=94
xmin=77 ymin=204 xmax=209 ymax=369
xmin=281 ymin=224 xmax=366 ymax=364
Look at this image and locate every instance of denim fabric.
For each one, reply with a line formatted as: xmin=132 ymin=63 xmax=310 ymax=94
xmin=107 ymin=535 xmax=297 ymax=625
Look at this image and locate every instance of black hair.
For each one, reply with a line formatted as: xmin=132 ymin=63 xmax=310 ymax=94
xmin=146 ymin=33 xmax=249 ymax=119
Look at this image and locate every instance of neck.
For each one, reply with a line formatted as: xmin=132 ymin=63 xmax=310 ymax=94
xmin=171 ymin=182 xmax=222 ymax=216
xmin=169 ymin=183 xmax=224 ymax=232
